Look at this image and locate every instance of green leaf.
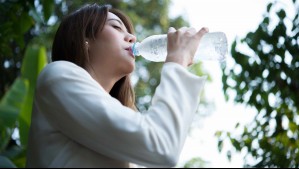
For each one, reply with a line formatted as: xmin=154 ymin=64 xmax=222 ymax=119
xmin=0 ymin=78 xmax=28 ymax=152
xmin=19 ymin=45 xmax=48 ymax=146
xmin=41 ymin=0 xmax=55 ymax=22
xmin=227 ymin=151 xmax=232 ymax=161
xmin=0 ymin=155 xmax=17 ymax=168
xmin=262 ymin=17 xmax=270 ymax=26
xmin=218 ymin=140 xmax=223 ymax=152
xmin=266 ymin=3 xmax=273 ymax=12
xmin=289 ymin=122 xmax=297 ymax=133
xmin=3 ymin=145 xmax=26 ymax=168
xmin=183 ymin=157 xmax=207 ymax=168
xmin=277 ymin=10 xmax=286 ymax=20
xmin=18 ymin=13 xmax=34 ymax=34
xmin=0 ymin=78 xmax=29 ymax=130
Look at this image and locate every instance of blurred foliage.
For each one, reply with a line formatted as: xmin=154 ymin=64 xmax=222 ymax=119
xmin=0 ymin=0 xmax=208 ymax=167
xmin=0 ymin=0 xmax=58 ymax=98
xmin=0 ymin=45 xmax=47 ymax=168
xmin=217 ymin=0 xmax=299 ymax=167
xmin=182 ymin=157 xmax=208 ymax=168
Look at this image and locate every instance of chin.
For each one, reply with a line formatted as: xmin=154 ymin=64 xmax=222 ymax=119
xmin=124 ymin=63 xmax=135 ymax=74
xmin=127 ymin=64 xmax=135 ymax=74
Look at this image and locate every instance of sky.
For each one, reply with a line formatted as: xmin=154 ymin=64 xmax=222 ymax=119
xmin=169 ymin=0 xmax=279 ymax=167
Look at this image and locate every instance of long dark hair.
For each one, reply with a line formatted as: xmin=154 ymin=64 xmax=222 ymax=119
xmin=52 ymin=4 xmax=136 ymax=110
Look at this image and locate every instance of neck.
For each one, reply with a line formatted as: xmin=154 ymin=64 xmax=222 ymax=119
xmin=95 ymin=76 xmax=116 ymax=93
xmin=86 ymin=67 xmax=119 ymax=93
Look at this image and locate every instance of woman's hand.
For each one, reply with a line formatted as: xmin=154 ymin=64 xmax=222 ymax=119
xmin=165 ymin=27 xmax=209 ymax=67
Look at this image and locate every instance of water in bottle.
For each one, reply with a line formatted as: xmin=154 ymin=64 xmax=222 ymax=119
xmin=131 ymin=32 xmax=228 ymax=62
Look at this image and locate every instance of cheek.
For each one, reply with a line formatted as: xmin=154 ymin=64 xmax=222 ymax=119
xmin=92 ymin=33 xmax=122 ymax=58
xmin=97 ymin=27 xmax=121 ymax=46
xmin=88 ymin=40 xmax=118 ymax=63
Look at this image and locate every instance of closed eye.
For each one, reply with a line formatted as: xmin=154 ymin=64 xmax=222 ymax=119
xmin=113 ymin=25 xmax=122 ymax=31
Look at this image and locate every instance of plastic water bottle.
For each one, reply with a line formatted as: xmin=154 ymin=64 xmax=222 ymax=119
xmin=131 ymin=32 xmax=228 ymax=62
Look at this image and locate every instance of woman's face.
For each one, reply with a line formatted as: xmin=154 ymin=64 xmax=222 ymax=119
xmin=87 ymin=12 xmax=136 ymax=79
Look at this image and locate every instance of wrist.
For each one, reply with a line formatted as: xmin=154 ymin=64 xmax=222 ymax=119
xmin=165 ymin=54 xmax=189 ymax=68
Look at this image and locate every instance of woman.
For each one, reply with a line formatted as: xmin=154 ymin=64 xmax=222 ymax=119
xmin=26 ymin=3 xmax=208 ymax=168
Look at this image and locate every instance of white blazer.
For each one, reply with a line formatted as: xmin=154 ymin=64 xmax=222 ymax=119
xmin=26 ymin=61 xmax=206 ymax=168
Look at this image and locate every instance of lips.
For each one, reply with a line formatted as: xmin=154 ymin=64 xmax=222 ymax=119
xmin=125 ymin=47 xmax=134 ymax=58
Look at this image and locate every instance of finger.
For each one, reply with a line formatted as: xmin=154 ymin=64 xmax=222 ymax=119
xmin=189 ymin=27 xmax=196 ymax=33
xmin=178 ymin=27 xmax=188 ymax=32
xmin=195 ymin=27 xmax=209 ymax=38
xmin=168 ymin=27 xmax=176 ymax=33
xmin=187 ymin=27 xmax=196 ymax=34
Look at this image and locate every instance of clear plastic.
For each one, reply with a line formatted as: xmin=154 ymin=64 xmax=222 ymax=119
xmin=132 ymin=32 xmax=228 ymax=62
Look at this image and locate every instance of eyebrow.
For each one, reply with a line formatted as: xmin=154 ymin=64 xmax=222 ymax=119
xmin=107 ymin=19 xmax=124 ymax=26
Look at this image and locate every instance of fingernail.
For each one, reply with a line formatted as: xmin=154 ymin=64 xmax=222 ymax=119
xmin=168 ymin=27 xmax=176 ymax=32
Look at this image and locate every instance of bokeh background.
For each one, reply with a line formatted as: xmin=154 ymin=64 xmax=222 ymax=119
xmin=0 ymin=0 xmax=298 ymax=167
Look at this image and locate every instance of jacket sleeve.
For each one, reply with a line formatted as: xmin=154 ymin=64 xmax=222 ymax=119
xmin=35 ymin=61 xmax=206 ymax=167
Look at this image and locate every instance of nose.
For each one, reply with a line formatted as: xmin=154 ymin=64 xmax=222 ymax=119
xmin=125 ymin=33 xmax=136 ymax=43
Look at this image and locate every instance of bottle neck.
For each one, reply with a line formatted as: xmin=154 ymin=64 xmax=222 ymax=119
xmin=132 ymin=42 xmax=140 ymax=57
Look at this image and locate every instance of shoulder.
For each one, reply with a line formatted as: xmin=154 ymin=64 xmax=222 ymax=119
xmin=40 ymin=61 xmax=87 ymax=77
xmin=36 ymin=61 xmax=93 ymax=88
